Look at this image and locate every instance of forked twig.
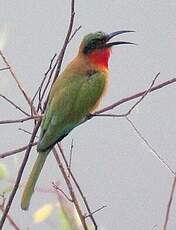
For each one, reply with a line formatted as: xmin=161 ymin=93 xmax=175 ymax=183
xmin=0 ymin=50 xmax=36 ymax=115
xmin=0 ymin=94 xmax=29 ymax=116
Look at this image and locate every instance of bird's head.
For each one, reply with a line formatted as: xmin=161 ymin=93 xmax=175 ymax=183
xmin=79 ymin=30 xmax=135 ymax=69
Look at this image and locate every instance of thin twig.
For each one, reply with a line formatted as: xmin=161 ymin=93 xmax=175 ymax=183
xmin=85 ymin=205 xmax=107 ymax=218
xmin=38 ymin=0 xmax=77 ymax=109
xmin=0 ymin=50 xmax=36 ymax=115
xmin=0 ymin=205 xmax=21 ymax=230
xmin=92 ymin=73 xmax=160 ymax=118
xmin=0 ymin=122 xmax=41 ymax=228
xmin=0 ymin=67 xmax=9 ymax=71
xmin=53 ymin=148 xmax=89 ymax=230
xmin=32 ymin=53 xmax=57 ymax=105
xmin=68 ymin=139 xmax=74 ymax=175
xmin=163 ymin=176 xmax=176 ymax=230
xmin=18 ymin=128 xmax=39 ymax=138
xmin=95 ymin=77 xmax=176 ymax=115
xmin=52 ymin=182 xmax=72 ymax=202
xmin=0 ymin=0 xmax=79 ymax=228
xmin=0 ymin=94 xmax=30 ymax=116
xmin=126 ymin=117 xmax=175 ymax=175
xmin=125 ymin=73 xmax=160 ymax=116
xmin=57 ymin=144 xmax=98 ymax=229
xmin=68 ymin=25 xmax=82 ymax=42
xmin=0 ymin=142 xmax=37 ymax=159
xmin=0 ymin=115 xmax=42 ymax=125
xmin=53 ymin=0 xmax=75 ymax=82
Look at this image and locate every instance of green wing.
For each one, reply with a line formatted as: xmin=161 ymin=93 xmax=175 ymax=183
xmin=37 ymin=71 xmax=106 ymax=151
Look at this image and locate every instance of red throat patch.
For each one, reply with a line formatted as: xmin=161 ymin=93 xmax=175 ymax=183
xmin=88 ymin=48 xmax=111 ymax=69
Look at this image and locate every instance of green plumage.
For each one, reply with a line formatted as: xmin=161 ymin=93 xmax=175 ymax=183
xmin=21 ymin=61 xmax=107 ymax=210
xmin=21 ymin=29 xmax=133 ymax=211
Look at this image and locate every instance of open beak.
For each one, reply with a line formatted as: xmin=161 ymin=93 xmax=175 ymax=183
xmin=105 ymin=30 xmax=135 ymax=48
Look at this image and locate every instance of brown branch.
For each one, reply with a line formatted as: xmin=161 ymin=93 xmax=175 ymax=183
xmin=0 ymin=50 xmax=36 ymax=115
xmin=0 ymin=94 xmax=30 ymax=116
xmin=53 ymin=0 xmax=75 ymax=82
xmin=0 ymin=205 xmax=21 ymax=230
xmin=95 ymin=77 xmax=176 ymax=115
xmin=85 ymin=205 xmax=107 ymax=218
xmin=0 ymin=115 xmax=42 ymax=125
xmin=68 ymin=25 xmax=82 ymax=43
xmin=52 ymin=182 xmax=72 ymax=202
xmin=32 ymin=53 xmax=57 ymax=106
xmin=38 ymin=0 xmax=77 ymax=110
xmin=53 ymin=148 xmax=89 ymax=230
xmin=57 ymin=144 xmax=98 ymax=229
xmin=163 ymin=176 xmax=176 ymax=230
xmin=18 ymin=128 xmax=38 ymax=137
xmin=92 ymin=73 xmax=160 ymax=118
xmin=0 ymin=67 xmax=9 ymax=71
xmin=0 ymin=122 xmax=41 ymax=229
xmin=0 ymin=0 xmax=78 ymax=228
xmin=68 ymin=139 xmax=74 ymax=175
xmin=0 ymin=142 xmax=37 ymax=159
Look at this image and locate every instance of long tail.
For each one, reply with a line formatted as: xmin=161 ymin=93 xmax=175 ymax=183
xmin=21 ymin=151 xmax=49 ymax=210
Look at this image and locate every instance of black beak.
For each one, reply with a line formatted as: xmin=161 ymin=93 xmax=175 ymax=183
xmin=105 ymin=30 xmax=135 ymax=48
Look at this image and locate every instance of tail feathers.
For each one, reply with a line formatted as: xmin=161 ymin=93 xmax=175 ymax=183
xmin=21 ymin=151 xmax=49 ymax=210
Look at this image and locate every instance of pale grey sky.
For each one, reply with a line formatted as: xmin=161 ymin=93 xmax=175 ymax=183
xmin=1 ymin=1 xmax=176 ymax=229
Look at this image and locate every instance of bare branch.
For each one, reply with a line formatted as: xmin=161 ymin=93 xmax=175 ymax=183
xmin=125 ymin=72 xmax=159 ymax=116
xmin=0 ymin=142 xmax=37 ymax=159
xmin=53 ymin=0 xmax=76 ymax=82
xmin=0 ymin=115 xmax=42 ymax=125
xmin=0 ymin=0 xmax=79 ymax=228
xmin=126 ymin=117 xmax=175 ymax=175
xmin=0 ymin=67 xmax=10 ymax=71
xmin=0 ymin=94 xmax=30 ymax=116
xmin=53 ymin=147 xmax=89 ymax=230
xmin=52 ymin=182 xmax=72 ymax=202
xmin=0 ymin=121 xmax=41 ymax=228
xmin=68 ymin=139 xmax=74 ymax=176
xmin=32 ymin=53 xmax=57 ymax=105
xmin=85 ymin=205 xmax=107 ymax=218
xmin=163 ymin=176 xmax=176 ymax=230
xmin=95 ymin=77 xmax=176 ymax=115
xmin=0 ymin=205 xmax=21 ymax=230
xmin=92 ymin=73 xmax=160 ymax=118
xmin=18 ymin=128 xmax=37 ymax=137
xmin=57 ymin=144 xmax=98 ymax=229
xmin=0 ymin=50 xmax=36 ymax=115
xmin=68 ymin=25 xmax=82 ymax=42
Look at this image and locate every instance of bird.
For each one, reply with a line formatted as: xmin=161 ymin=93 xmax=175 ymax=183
xmin=21 ymin=30 xmax=134 ymax=210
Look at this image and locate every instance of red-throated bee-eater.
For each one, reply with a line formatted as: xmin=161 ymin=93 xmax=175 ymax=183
xmin=21 ymin=30 xmax=134 ymax=210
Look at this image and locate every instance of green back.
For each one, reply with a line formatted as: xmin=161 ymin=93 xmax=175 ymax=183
xmin=37 ymin=71 xmax=106 ymax=152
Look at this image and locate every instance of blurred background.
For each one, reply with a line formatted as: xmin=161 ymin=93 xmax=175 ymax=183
xmin=1 ymin=0 xmax=176 ymax=229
